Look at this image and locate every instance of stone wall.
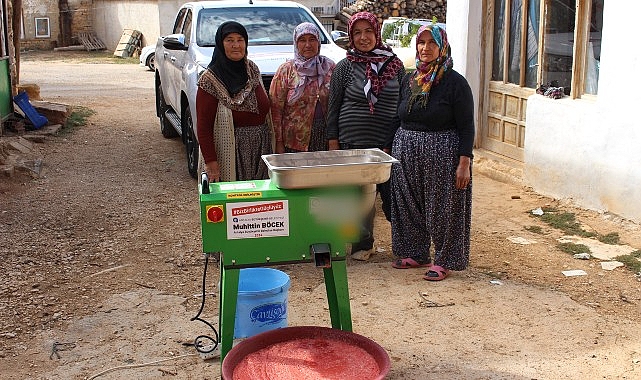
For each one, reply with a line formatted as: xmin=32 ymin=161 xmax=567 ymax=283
xmin=68 ymin=0 xmax=94 ymax=45
xmin=20 ymin=0 xmax=60 ymax=49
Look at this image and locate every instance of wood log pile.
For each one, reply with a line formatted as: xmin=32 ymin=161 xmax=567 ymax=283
xmin=339 ymin=0 xmax=447 ymax=25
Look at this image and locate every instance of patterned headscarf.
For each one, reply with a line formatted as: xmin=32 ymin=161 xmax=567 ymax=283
xmin=408 ymin=24 xmax=453 ymax=111
xmin=346 ymin=12 xmax=404 ymax=113
xmin=289 ymin=22 xmax=334 ymax=103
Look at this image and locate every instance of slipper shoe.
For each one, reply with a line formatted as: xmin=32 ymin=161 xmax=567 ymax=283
xmin=392 ymin=257 xmax=432 ymax=269
xmin=423 ymin=265 xmax=450 ymax=281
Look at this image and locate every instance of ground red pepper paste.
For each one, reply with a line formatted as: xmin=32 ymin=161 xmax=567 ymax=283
xmin=232 ymin=337 xmax=380 ymax=380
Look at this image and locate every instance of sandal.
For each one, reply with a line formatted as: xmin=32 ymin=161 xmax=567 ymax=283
xmin=423 ymin=265 xmax=450 ymax=281
xmin=392 ymin=257 xmax=432 ymax=269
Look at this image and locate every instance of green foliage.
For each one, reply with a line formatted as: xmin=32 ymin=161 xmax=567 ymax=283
xmin=557 ymin=242 xmax=591 ymax=255
xmin=399 ymin=22 xmax=422 ymax=48
xmin=537 ymin=211 xmax=596 ymax=237
xmin=524 ymin=225 xmax=543 ymax=234
xmin=59 ymin=106 xmax=95 ymax=135
xmin=381 ymin=23 xmax=397 ymax=41
xmin=614 ymin=251 xmax=641 ymax=273
xmin=597 ymin=232 xmax=620 ymax=245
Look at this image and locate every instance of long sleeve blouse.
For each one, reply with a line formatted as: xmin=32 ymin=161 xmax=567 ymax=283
xmin=388 ymin=70 xmax=475 ymax=157
xmin=269 ymin=60 xmax=335 ymax=151
xmin=196 ymin=85 xmax=270 ymax=163
xmin=326 ymin=58 xmax=405 ymax=149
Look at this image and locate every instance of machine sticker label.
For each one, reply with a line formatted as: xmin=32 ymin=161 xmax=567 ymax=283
xmin=226 ymin=192 xmax=262 ymax=199
xmin=226 ymin=200 xmax=289 ymax=239
xmin=219 ymin=183 xmax=257 ymax=191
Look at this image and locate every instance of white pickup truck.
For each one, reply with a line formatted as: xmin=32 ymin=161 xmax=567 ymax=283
xmin=154 ymin=0 xmax=346 ymax=178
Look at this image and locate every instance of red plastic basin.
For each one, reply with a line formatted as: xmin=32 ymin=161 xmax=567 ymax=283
xmin=222 ymin=326 xmax=390 ymax=380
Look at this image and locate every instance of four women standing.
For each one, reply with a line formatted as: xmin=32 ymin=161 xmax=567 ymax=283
xmin=198 ymin=17 xmax=474 ymax=279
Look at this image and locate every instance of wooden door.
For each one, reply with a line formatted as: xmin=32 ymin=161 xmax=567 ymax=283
xmin=481 ymin=0 xmax=539 ymax=162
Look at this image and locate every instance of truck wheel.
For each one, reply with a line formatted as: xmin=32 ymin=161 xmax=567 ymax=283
xmin=157 ymin=82 xmax=179 ymax=138
xmin=183 ymin=107 xmax=199 ymax=178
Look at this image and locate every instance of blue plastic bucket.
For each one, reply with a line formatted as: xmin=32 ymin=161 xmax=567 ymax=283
xmin=234 ymin=268 xmax=290 ymax=339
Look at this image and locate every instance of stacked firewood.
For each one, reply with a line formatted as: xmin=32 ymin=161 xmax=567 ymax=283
xmin=339 ymin=0 xmax=447 ymax=25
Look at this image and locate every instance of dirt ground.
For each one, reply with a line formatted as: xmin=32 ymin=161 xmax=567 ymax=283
xmin=1 ymin=51 xmax=640 ymax=380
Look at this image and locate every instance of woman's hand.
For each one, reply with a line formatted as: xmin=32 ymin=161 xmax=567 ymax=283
xmin=328 ymin=139 xmax=340 ymax=150
xmin=455 ymin=156 xmax=471 ymax=189
xmin=204 ymin=161 xmax=221 ymax=182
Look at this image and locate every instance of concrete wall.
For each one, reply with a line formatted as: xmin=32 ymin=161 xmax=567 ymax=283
xmin=92 ymin=0 xmax=180 ymax=50
xmin=445 ymin=0 xmax=482 ymax=148
xmin=448 ymin=0 xmax=641 ymax=222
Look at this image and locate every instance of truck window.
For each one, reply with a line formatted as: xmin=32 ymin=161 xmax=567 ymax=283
xmin=173 ymin=8 xmax=187 ymax=35
xmin=182 ymin=10 xmax=193 ymax=45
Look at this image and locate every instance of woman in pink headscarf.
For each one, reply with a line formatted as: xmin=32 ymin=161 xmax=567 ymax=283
xmin=389 ymin=24 xmax=475 ymax=281
xmin=326 ymin=12 xmax=405 ymax=261
xmin=269 ymin=22 xmax=335 ymax=153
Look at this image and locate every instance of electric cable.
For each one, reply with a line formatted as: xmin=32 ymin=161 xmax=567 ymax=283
xmin=190 ymin=252 xmax=220 ymax=355
xmin=86 ymin=353 xmax=196 ymax=379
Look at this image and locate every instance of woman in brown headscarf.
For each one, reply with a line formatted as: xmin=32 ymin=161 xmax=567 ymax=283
xmin=196 ymin=21 xmax=272 ymax=182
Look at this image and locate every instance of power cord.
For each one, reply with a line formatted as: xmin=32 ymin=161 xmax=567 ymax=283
xmin=86 ymin=354 xmax=196 ymax=379
xmin=191 ymin=252 xmax=220 ymax=358
xmin=86 ymin=254 xmax=220 ymax=379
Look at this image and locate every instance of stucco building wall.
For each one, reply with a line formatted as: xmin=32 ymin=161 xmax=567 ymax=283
xmin=447 ymin=0 xmax=641 ymax=222
xmin=93 ymin=0 xmax=164 ymax=50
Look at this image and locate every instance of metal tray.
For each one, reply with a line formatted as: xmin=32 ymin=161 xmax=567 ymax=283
xmin=261 ymin=148 xmax=398 ymax=189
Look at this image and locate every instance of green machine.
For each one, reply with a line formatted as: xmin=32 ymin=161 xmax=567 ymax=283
xmin=198 ymin=149 xmax=397 ymax=361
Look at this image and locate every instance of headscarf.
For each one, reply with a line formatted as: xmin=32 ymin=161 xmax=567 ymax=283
xmin=199 ymin=21 xmax=262 ymax=113
xmin=345 ymin=12 xmax=404 ymax=113
xmin=408 ymin=24 xmax=453 ymax=111
xmin=288 ymin=22 xmax=334 ymax=103
xmin=208 ymin=21 xmax=250 ymax=96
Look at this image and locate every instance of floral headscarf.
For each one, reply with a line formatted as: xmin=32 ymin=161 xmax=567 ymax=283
xmin=346 ymin=12 xmax=404 ymax=113
xmin=408 ymin=24 xmax=453 ymax=111
xmin=288 ymin=22 xmax=334 ymax=103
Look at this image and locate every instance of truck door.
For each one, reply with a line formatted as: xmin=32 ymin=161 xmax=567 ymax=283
xmin=161 ymin=7 xmax=192 ymax=113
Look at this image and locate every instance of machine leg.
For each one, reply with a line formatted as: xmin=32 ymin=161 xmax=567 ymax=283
xmin=219 ymin=266 xmax=240 ymax=362
xmin=323 ymin=260 xmax=352 ymax=331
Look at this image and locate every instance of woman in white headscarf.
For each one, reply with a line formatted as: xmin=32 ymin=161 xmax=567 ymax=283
xmin=269 ymin=22 xmax=335 ymax=153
